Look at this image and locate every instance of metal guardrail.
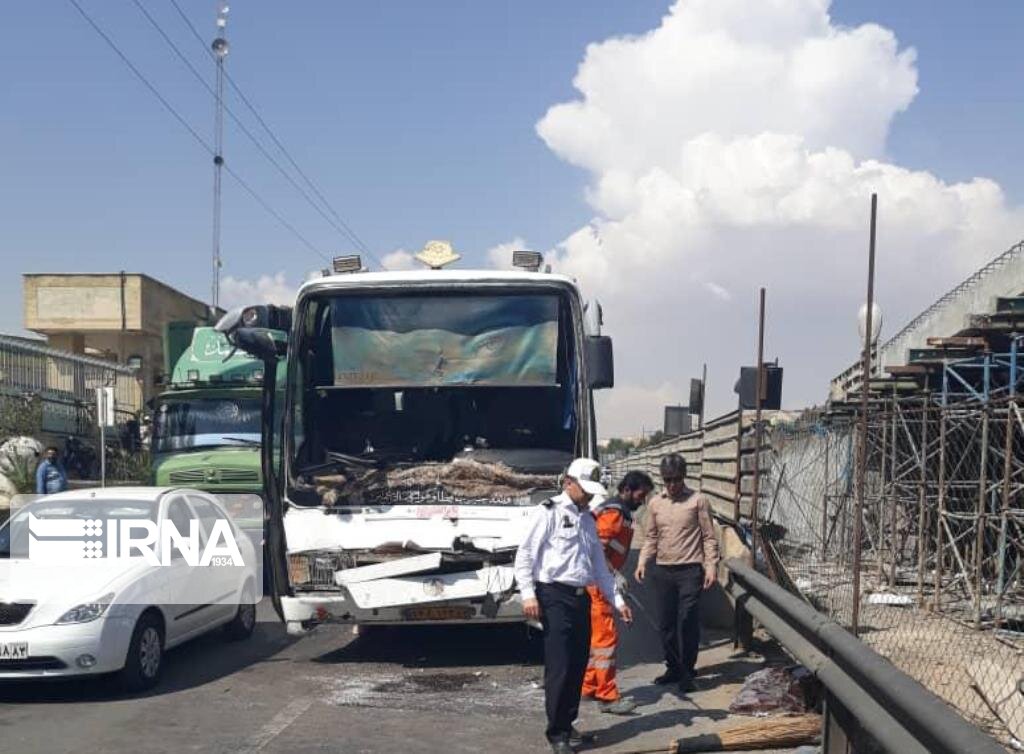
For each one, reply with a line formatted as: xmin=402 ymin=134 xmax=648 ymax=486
xmin=725 ymin=557 xmax=1004 ymax=754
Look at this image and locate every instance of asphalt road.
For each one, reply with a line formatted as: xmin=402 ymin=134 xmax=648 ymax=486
xmin=0 ymin=591 xmax=801 ymax=754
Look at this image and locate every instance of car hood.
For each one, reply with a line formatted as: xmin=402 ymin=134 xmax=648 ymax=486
xmin=0 ymin=558 xmax=152 ymax=627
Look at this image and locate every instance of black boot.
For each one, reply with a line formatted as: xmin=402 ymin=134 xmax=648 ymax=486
xmin=654 ymin=668 xmax=681 ymax=684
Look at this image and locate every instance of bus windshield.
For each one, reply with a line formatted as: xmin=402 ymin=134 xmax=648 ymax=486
xmin=289 ymin=290 xmax=579 ymax=479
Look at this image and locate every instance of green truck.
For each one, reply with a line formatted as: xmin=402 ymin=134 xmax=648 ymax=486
xmin=150 ymin=326 xmax=283 ymax=535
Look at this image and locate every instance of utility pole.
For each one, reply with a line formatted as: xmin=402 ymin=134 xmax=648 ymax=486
xmin=210 ymin=1 xmax=230 ymax=313
xmin=852 ymin=193 xmax=879 ymax=635
xmin=699 ymin=362 xmax=707 ymax=430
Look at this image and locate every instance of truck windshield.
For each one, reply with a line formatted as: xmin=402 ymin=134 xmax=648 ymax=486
xmin=153 ymin=397 xmax=262 ymax=452
xmin=289 ymin=290 xmax=579 ymax=487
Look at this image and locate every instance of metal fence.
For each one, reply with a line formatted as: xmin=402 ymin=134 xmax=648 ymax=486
xmin=762 ymin=402 xmax=1024 ymax=749
xmin=0 ymin=335 xmax=142 ymax=438
xmin=608 ymin=401 xmax=1022 ymax=748
xmin=606 ymin=409 xmax=771 ymax=521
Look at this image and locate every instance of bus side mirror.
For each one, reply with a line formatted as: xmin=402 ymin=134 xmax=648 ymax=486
xmin=233 ymin=328 xmax=288 ymax=363
xmin=585 ymin=336 xmax=614 ymax=389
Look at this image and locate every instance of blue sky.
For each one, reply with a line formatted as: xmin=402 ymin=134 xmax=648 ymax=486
xmin=3 ymin=1 xmax=1023 ymax=434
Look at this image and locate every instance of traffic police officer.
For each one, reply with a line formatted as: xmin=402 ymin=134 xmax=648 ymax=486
xmin=514 ymin=457 xmax=633 ymax=753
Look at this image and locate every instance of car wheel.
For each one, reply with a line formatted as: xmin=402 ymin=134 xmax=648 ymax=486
xmin=224 ymin=582 xmax=257 ymax=641
xmin=118 ymin=611 xmax=164 ymax=693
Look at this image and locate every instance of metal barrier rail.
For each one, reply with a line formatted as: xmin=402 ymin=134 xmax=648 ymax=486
xmin=725 ymin=557 xmax=1004 ymax=754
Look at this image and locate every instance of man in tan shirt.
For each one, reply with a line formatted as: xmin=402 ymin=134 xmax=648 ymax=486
xmin=634 ymin=453 xmax=719 ymax=693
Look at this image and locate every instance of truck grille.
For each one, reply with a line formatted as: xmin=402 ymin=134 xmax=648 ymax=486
xmin=168 ymin=469 xmax=205 ymax=484
xmin=0 ymin=603 xmax=33 ymax=626
xmin=219 ymin=469 xmax=259 ymax=483
xmin=168 ymin=468 xmax=259 ymax=484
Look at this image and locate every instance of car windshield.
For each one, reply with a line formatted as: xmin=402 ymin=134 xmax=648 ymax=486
xmin=0 ymin=499 xmax=157 ymax=558
xmin=152 ymin=397 xmax=261 ymax=452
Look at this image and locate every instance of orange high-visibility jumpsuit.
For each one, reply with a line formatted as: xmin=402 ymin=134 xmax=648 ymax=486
xmin=582 ymin=498 xmax=634 ymax=702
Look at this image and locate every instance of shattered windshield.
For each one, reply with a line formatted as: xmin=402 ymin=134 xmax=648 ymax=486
xmin=329 ymin=295 xmax=559 ymax=388
xmin=288 ymin=290 xmax=579 ymax=502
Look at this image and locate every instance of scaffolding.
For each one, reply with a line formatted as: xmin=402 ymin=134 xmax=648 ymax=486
xmin=765 ymin=336 xmax=1024 ymax=746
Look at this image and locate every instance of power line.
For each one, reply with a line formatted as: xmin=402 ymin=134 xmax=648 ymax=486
xmin=68 ymin=0 xmax=212 ymax=157
xmin=165 ymin=0 xmax=385 ymax=269
xmin=132 ymin=0 xmax=379 ymax=268
xmin=65 ymin=0 xmax=330 ymax=262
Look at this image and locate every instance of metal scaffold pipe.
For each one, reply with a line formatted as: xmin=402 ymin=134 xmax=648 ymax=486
xmin=852 ymin=192 xmax=878 ymax=634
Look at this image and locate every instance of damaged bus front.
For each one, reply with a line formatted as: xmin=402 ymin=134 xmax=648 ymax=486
xmin=228 ymin=264 xmax=613 ymax=635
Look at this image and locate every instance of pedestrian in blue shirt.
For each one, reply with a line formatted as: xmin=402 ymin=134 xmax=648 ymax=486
xmin=35 ymin=446 xmax=68 ymax=495
xmin=514 ymin=457 xmax=633 ymax=753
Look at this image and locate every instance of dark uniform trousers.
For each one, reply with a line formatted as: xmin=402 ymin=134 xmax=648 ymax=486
xmin=649 ymin=563 xmax=703 ymax=679
xmin=537 ymin=581 xmax=592 ymax=743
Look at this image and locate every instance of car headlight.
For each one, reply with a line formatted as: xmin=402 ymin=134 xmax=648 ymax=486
xmin=56 ymin=593 xmax=115 ymax=625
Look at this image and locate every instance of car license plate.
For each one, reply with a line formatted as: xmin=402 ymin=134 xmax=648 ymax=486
xmin=403 ymin=606 xmax=475 ymax=621
xmin=0 ymin=643 xmax=28 ymax=661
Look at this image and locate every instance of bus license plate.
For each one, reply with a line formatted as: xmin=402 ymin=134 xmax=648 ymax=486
xmin=403 ymin=606 xmax=475 ymax=621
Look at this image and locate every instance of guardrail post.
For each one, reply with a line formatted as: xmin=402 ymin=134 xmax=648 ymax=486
xmin=822 ymin=693 xmax=853 ymax=754
xmin=731 ymin=573 xmax=754 ymax=652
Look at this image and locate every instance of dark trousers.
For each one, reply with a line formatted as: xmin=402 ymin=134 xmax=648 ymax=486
xmin=650 ymin=563 xmax=703 ymax=679
xmin=537 ymin=582 xmax=592 ymax=743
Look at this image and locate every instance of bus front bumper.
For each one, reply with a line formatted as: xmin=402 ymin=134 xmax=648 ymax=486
xmin=280 ymin=564 xmax=525 ymax=634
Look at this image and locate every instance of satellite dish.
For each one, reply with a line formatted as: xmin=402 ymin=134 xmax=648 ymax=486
xmin=857 ymin=302 xmax=883 ymax=344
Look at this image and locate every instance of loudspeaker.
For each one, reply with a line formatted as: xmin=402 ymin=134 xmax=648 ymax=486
xmin=664 ymin=406 xmax=691 ymax=436
xmin=688 ymin=379 xmax=704 ymax=415
xmin=735 ymin=365 xmax=783 ymax=410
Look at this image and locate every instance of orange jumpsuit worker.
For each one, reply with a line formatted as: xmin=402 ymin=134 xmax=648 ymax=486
xmin=582 ymin=470 xmax=654 ymax=714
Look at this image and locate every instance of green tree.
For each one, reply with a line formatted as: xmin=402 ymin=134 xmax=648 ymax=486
xmin=602 ymin=437 xmax=636 ymax=456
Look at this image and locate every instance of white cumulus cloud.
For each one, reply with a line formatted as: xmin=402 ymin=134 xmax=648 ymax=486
xmin=220 ymin=272 xmax=297 ymax=309
xmin=486 ymin=237 xmax=531 ymax=270
xmin=536 ymin=0 xmax=1024 ymax=434
xmin=381 ymin=249 xmax=417 ymax=271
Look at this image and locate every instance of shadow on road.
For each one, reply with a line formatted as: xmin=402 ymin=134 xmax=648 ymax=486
xmin=312 ymin=623 xmax=544 ymax=669
xmin=0 ymin=620 xmax=296 ymax=704
xmin=585 ymin=705 xmax=732 ymax=748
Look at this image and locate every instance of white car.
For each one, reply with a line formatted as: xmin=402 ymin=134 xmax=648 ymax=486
xmin=0 ymin=487 xmax=259 ymax=691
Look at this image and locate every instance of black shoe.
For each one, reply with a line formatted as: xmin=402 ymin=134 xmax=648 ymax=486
xmin=678 ymin=676 xmax=697 ymax=693
xmin=550 ymin=741 xmax=574 ymax=754
xmin=654 ymin=670 xmax=682 ymax=684
xmin=569 ymin=727 xmax=596 ymax=750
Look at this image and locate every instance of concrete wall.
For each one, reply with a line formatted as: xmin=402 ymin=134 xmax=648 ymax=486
xmin=23 ymin=273 xmax=216 ymax=401
xmin=139 ymin=276 xmax=214 ymax=336
xmin=25 ymin=274 xmax=143 ymax=333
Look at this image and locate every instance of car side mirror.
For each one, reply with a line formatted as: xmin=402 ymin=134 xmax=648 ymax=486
xmin=585 ymin=336 xmax=614 ymax=389
xmin=232 ymin=328 xmax=288 ymax=363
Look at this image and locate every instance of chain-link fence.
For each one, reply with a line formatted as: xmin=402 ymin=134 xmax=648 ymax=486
xmin=0 ymin=335 xmax=142 ymax=439
xmin=607 ymin=397 xmax=1024 ymax=747
xmin=766 ymin=399 xmax=1024 ymax=748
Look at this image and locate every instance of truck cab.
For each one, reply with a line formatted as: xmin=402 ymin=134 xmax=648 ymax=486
xmin=227 ymin=249 xmax=613 ymax=635
xmin=150 ymin=327 xmax=282 ymax=535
